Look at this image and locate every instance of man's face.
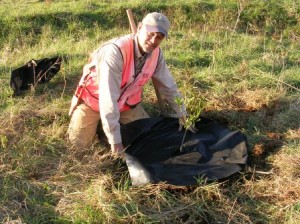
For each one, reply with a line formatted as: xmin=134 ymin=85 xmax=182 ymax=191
xmin=137 ymin=24 xmax=165 ymax=54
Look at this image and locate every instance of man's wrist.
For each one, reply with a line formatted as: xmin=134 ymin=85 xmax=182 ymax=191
xmin=111 ymin=143 xmax=125 ymax=154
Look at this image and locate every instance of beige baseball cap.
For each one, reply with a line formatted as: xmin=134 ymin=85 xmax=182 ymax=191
xmin=142 ymin=12 xmax=170 ymax=37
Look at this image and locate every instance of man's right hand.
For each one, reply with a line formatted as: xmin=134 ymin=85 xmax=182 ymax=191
xmin=111 ymin=143 xmax=125 ymax=154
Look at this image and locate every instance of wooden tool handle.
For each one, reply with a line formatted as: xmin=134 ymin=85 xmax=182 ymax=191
xmin=126 ymin=9 xmax=137 ymax=34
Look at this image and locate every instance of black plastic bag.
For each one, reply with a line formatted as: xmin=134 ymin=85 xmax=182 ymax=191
xmin=121 ymin=117 xmax=248 ymax=186
xmin=10 ymin=56 xmax=62 ymax=96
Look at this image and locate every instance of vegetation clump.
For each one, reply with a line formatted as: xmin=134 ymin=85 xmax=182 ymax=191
xmin=0 ymin=0 xmax=299 ymax=223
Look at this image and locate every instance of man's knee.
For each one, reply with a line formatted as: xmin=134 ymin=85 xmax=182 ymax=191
xmin=67 ymin=127 xmax=94 ymax=148
xmin=67 ymin=103 xmax=100 ymax=148
xmin=68 ymin=137 xmax=92 ymax=148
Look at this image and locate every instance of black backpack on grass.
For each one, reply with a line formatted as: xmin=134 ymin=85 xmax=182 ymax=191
xmin=10 ymin=56 xmax=62 ymax=96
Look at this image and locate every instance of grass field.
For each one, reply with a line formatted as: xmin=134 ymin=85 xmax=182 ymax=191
xmin=0 ymin=0 xmax=299 ymax=223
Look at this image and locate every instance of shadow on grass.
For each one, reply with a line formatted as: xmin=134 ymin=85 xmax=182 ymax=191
xmin=0 ymin=173 xmax=69 ymax=223
xmin=201 ymin=96 xmax=300 ymax=172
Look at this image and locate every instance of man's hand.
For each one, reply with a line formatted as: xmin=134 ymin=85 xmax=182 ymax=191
xmin=111 ymin=143 xmax=125 ymax=155
xmin=178 ymin=116 xmax=198 ymax=133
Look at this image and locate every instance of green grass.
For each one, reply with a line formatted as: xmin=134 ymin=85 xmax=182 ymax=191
xmin=0 ymin=0 xmax=299 ymax=223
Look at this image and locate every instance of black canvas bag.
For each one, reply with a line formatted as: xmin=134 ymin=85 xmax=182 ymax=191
xmin=10 ymin=56 xmax=62 ymax=96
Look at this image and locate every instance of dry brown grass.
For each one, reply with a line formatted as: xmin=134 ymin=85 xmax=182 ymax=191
xmin=1 ymin=0 xmax=299 ymax=222
xmin=1 ymin=79 xmax=299 ymax=223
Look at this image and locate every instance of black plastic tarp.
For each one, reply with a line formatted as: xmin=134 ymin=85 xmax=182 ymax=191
xmin=121 ymin=117 xmax=248 ymax=186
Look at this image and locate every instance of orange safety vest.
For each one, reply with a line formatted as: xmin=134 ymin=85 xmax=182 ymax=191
xmin=69 ymin=34 xmax=160 ymax=115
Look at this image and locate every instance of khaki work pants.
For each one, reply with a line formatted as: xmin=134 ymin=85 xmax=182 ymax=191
xmin=67 ymin=102 xmax=149 ymax=148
